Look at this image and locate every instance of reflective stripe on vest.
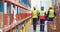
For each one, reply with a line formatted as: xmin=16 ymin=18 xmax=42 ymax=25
xmin=40 ymin=10 xmax=45 ymax=16
xmin=32 ymin=10 xmax=38 ymax=18
xmin=49 ymin=10 xmax=54 ymax=18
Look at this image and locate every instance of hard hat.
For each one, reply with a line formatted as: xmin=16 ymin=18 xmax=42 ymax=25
xmin=41 ymin=6 xmax=44 ymax=9
xmin=49 ymin=6 xmax=52 ymax=9
xmin=33 ymin=6 xmax=36 ymax=8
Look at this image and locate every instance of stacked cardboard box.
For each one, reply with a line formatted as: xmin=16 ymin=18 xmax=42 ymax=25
xmin=47 ymin=20 xmax=56 ymax=32
xmin=56 ymin=3 xmax=60 ymax=32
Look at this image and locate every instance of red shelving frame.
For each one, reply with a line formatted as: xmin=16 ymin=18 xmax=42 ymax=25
xmin=1 ymin=16 xmax=31 ymax=32
xmin=6 ymin=0 xmax=30 ymax=11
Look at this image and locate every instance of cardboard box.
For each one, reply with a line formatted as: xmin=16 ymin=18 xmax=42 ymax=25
xmin=47 ymin=21 xmax=56 ymax=32
xmin=0 ymin=12 xmax=3 ymax=28
xmin=56 ymin=3 xmax=60 ymax=32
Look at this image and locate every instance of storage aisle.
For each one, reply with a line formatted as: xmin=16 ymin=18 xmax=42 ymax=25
xmin=26 ymin=21 xmax=47 ymax=32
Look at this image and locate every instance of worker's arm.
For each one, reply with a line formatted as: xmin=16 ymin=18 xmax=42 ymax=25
xmin=45 ymin=12 xmax=46 ymax=16
xmin=46 ymin=11 xmax=49 ymax=18
xmin=54 ymin=10 xmax=56 ymax=16
xmin=38 ymin=11 xmax=40 ymax=16
xmin=45 ymin=12 xmax=47 ymax=20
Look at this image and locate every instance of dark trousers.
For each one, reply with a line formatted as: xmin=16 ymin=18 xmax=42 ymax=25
xmin=33 ymin=18 xmax=37 ymax=30
xmin=40 ymin=20 xmax=45 ymax=31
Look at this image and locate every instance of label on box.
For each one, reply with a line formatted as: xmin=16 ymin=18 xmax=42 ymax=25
xmin=0 ymin=12 xmax=3 ymax=28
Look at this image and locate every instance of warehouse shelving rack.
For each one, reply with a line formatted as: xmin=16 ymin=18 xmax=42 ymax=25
xmin=2 ymin=16 xmax=31 ymax=32
xmin=0 ymin=0 xmax=31 ymax=32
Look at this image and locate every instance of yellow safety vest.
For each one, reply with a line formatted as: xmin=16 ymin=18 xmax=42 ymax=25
xmin=40 ymin=10 xmax=45 ymax=19
xmin=49 ymin=9 xmax=54 ymax=18
xmin=32 ymin=10 xmax=38 ymax=18
xmin=40 ymin=10 xmax=45 ymax=16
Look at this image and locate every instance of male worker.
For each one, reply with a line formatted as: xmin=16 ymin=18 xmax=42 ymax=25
xmin=47 ymin=6 xmax=56 ymax=22
xmin=32 ymin=6 xmax=38 ymax=32
xmin=40 ymin=6 xmax=46 ymax=32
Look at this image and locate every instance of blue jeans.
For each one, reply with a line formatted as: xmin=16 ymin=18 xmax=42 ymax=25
xmin=40 ymin=20 xmax=45 ymax=31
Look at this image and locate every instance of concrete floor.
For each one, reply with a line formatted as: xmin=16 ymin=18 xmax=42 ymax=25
xmin=26 ymin=21 xmax=47 ymax=32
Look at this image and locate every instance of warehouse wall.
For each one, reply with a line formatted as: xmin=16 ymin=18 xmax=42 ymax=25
xmin=31 ymin=0 xmax=52 ymax=11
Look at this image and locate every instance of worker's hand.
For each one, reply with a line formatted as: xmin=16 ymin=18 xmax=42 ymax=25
xmin=37 ymin=20 xmax=40 ymax=25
